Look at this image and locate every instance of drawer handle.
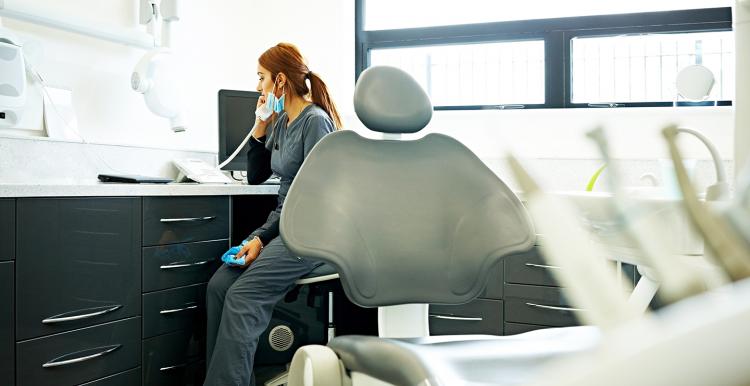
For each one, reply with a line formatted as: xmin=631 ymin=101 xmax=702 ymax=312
xmin=160 ymin=363 xmax=188 ymax=371
xmin=42 ymin=344 xmax=121 ymax=368
xmin=42 ymin=305 xmax=122 ymax=324
xmin=160 ymin=260 xmax=211 ymax=269
xmin=524 ymin=263 xmax=561 ymax=270
xmin=160 ymin=216 xmax=216 ymax=223
xmin=525 ymin=302 xmax=585 ymax=313
xmin=429 ymin=314 xmax=483 ymax=322
xmin=160 ymin=304 xmax=199 ymax=315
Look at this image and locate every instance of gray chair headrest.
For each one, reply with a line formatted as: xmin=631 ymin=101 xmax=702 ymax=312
xmin=353 ymin=66 xmax=433 ymax=134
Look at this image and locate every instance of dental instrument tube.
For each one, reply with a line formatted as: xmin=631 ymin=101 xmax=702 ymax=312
xmin=735 ymin=0 xmax=750 ymax=177
xmin=663 ymin=125 xmax=750 ymax=281
xmin=587 ymin=127 xmax=713 ymax=303
xmin=508 ymin=155 xmax=641 ymax=330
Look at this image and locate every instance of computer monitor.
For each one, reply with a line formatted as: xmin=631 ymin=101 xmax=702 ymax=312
xmin=218 ymin=89 xmax=261 ymax=171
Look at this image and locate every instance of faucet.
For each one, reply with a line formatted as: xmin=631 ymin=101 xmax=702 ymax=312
xmin=674 ymin=127 xmax=730 ymax=201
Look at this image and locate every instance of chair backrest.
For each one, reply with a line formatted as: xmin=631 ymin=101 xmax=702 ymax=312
xmin=280 ymin=66 xmax=535 ymax=307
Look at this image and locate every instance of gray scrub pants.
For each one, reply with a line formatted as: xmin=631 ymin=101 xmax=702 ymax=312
xmin=204 ymin=236 xmax=320 ymax=386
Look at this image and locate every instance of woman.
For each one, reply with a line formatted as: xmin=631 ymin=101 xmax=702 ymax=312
xmin=205 ymin=42 xmax=342 ymax=386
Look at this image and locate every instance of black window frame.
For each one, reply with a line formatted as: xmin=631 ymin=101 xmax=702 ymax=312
xmin=355 ymin=2 xmax=733 ymax=110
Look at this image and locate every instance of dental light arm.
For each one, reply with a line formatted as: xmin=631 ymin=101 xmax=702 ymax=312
xmin=132 ymin=0 xmax=185 ymax=132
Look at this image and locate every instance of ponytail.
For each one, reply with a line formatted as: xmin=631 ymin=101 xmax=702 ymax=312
xmin=308 ymin=72 xmax=343 ymax=130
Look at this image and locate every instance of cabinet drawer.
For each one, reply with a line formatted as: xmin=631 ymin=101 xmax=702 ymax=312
xmin=504 ymin=249 xmax=560 ymax=287
xmin=16 ymin=317 xmax=141 ymax=386
xmin=504 ymin=322 xmax=550 ymax=336
xmin=504 ymin=284 xmax=582 ymax=327
xmin=480 ymin=261 xmax=504 ymax=300
xmin=143 ymin=196 xmax=229 ymax=246
xmin=429 ymin=299 xmax=503 ymax=336
xmin=143 ymin=240 xmax=225 ymax=292
xmin=143 ymin=283 xmax=206 ymax=338
xmin=0 ymin=199 xmax=14 ymax=261
xmin=16 ymin=198 xmax=141 ymax=340
xmin=1 ymin=262 xmax=14 ymax=386
xmin=143 ymin=329 xmax=206 ymax=386
xmin=79 ymin=367 xmax=141 ymax=386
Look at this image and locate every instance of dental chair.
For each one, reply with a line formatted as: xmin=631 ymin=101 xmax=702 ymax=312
xmin=278 ymin=66 xmax=601 ymax=386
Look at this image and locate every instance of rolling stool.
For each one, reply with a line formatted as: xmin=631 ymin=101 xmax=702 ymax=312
xmin=263 ymin=263 xmax=339 ymax=386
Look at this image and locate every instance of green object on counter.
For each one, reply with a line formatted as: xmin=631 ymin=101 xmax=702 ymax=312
xmin=586 ymin=164 xmax=607 ymax=191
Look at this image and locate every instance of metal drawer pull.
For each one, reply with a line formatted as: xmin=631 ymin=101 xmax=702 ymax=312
xmin=160 ymin=260 xmax=210 ymax=269
xmin=524 ymin=263 xmax=561 ymax=270
xmin=525 ymin=302 xmax=585 ymax=312
xmin=42 ymin=305 xmax=122 ymax=324
xmin=160 ymin=363 xmax=188 ymax=371
xmin=160 ymin=304 xmax=199 ymax=315
xmin=42 ymin=344 xmax=121 ymax=368
xmin=429 ymin=314 xmax=483 ymax=321
xmin=160 ymin=216 xmax=216 ymax=223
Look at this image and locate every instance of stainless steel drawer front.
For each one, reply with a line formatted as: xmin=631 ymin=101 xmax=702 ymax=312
xmin=143 ymin=196 xmax=229 ymax=246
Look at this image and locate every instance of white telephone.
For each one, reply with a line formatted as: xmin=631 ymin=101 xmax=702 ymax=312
xmin=173 ymin=158 xmax=233 ymax=184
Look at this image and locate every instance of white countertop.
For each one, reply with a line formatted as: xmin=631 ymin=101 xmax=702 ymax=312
xmin=0 ymin=182 xmax=280 ymax=197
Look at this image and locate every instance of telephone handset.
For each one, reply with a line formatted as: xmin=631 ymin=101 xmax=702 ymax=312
xmin=174 ymin=158 xmax=233 ymax=184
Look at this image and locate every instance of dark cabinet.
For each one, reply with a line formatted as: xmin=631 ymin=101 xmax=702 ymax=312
xmin=79 ymin=368 xmax=142 ymax=386
xmin=504 ymin=321 xmax=548 ymax=335
xmin=16 ymin=198 xmax=141 ymax=340
xmin=143 ymin=196 xmax=229 ymax=246
xmin=16 ymin=317 xmax=141 ymax=386
xmin=142 ymin=329 xmax=205 ymax=386
xmin=504 ymin=249 xmax=560 ymax=287
xmin=430 ymin=299 xmax=503 ymax=335
xmin=142 ymin=239 xmax=226 ymax=292
xmin=504 ymin=284 xmax=582 ymax=327
xmin=142 ymin=283 xmax=207 ymax=339
xmin=429 ymin=262 xmax=505 ymax=336
xmin=1 ymin=262 xmax=14 ymax=386
xmin=0 ymin=199 xmax=14 ymax=261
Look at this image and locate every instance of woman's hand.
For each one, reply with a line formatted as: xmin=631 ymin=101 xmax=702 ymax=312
xmin=234 ymin=237 xmax=264 ymax=268
xmin=253 ymin=95 xmax=274 ymax=138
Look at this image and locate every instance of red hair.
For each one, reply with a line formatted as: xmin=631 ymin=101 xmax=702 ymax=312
xmin=259 ymin=43 xmax=342 ymax=129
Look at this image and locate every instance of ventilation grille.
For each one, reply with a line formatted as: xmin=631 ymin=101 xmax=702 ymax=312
xmin=268 ymin=325 xmax=294 ymax=352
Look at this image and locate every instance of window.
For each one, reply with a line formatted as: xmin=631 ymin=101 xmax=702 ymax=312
xmin=364 ymin=0 xmax=732 ymax=30
xmin=570 ymin=31 xmax=734 ymax=104
xmin=370 ymin=41 xmax=545 ymax=107
xmin=356 ymin=1 xmax=733 ymax=109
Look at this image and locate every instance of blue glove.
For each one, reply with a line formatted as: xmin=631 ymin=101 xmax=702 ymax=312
xmin=221 ymin=240 xmax=249 ymax=266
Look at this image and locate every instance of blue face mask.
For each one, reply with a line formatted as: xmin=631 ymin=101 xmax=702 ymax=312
xmin=266 ymin=77 xmax=286 ymax=113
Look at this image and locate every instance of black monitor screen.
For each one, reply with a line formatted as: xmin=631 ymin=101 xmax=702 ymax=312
xmin=218 ymin=89 xmax=261 ymax=171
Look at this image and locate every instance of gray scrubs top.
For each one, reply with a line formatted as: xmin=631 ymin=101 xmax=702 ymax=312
xmin=248 ymin=104 xmax=335 ymax=243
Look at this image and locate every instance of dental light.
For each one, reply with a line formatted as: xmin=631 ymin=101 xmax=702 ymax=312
xmin=131 ymin=47 xmax=185 ymax=132
xmin=131 ymin=0 xmax=186 ymax=132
